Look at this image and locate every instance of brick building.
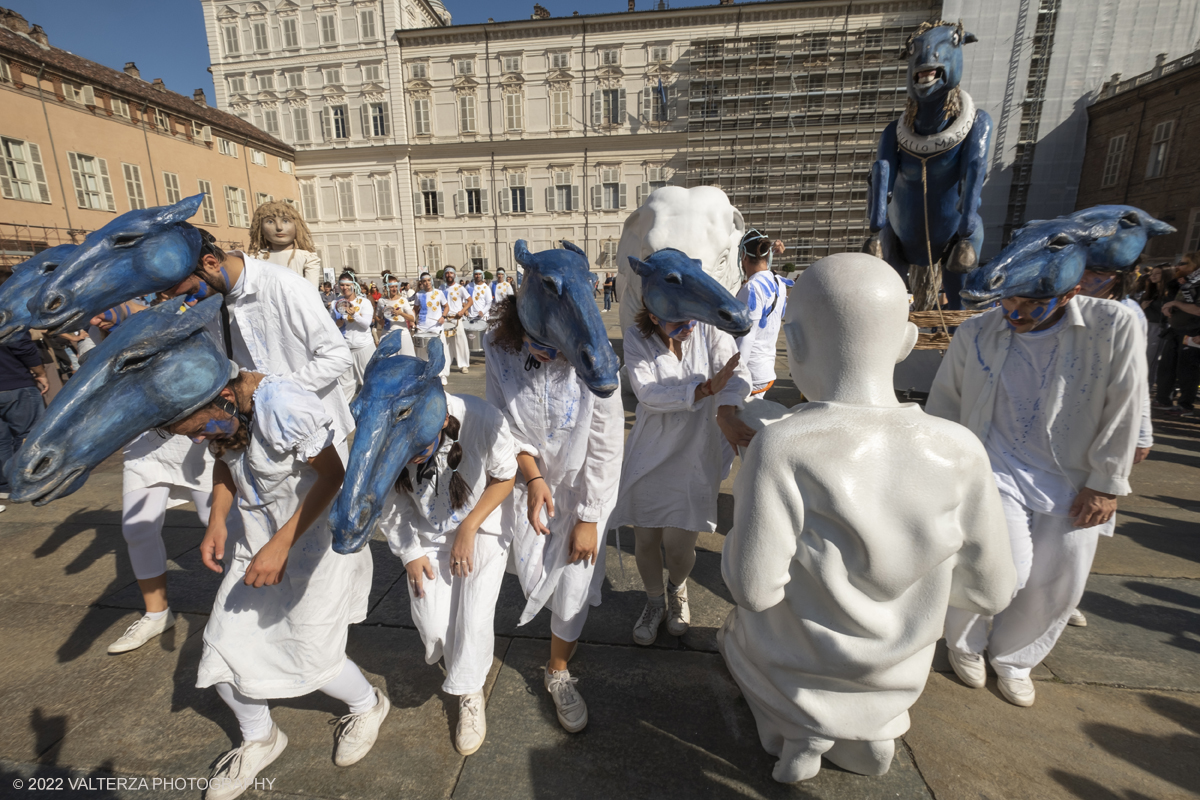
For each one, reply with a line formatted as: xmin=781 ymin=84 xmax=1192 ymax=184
xmin=0 ymin=7 xmax=299 ymax=271
xmin=1075 ymin=51 xmax=1200 ymax=260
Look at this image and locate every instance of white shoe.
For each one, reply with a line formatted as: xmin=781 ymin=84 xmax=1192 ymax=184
xmin=107 ymin=610 xmax=175 ymax=654
xmin=997 ymin=675 xmax=1036 ymax=707
xmin=460 ymin=366 xmax=470 ymax=373
xmin=947 ymin=649 xmax=986 ymax=689
xmin=456 ymin=691 xmax=486 ymax=755
xmin=332 ymin=688 xmax=390 ymax=767
xmin=0 ymin=504 xmax=5 ymax=513
xmin=666 ymin=583 xmax=690 ymax=637
xmin=1067 ymin=609 xmax=1088 ymax=627
xmin=206 ymin=724 xmax=288 ymax=800
xmin=544 ymin=665 xmax=588 ymax=733
xmin=633 ymin=601 xmax=665 ymax=646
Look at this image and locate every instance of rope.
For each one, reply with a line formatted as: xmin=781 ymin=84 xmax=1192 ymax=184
xmin=919 ymin=155 xmax=951 ymax=340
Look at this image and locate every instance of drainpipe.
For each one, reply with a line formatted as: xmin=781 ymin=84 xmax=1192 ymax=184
xmin=491 ymin=150 xmax=500 ymax=273
xmin=139 ymin=103 xmax=161 ymax=204
xmin=34 ymin=63 xmax=73 ymax=230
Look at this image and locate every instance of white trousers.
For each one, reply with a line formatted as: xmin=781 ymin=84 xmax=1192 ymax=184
xmin=633 ymin=526 xmax=699 ymax=598
xmin=338 ymin=343 xmax=376 ymax=401
xmin=945 ymin=492 xmax=1109 ymax=679
xmin=449 ymin=325 xmax=470 ymax=369
xmin=408 ymin=534 xmax=508 ymax=696
xmin=122 ymin=486 xmax=212 ymax=580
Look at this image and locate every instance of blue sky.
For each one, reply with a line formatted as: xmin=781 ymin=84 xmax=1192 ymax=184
xmin=7 ymin=0 xmax=711 ymax=102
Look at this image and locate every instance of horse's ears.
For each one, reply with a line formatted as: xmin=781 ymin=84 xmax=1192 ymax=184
xmin=1082 ymin=217 xmax=1121 ymax=242
xmin=560 ymin=240 xmax=586 ymax=259
xmin=514 ymin=240 xmax=533 ymax=268
xmin=157 ymin=194 xmax=204 ymax=225
xmin=627 ymin=256 xmax=652 ymax=278
xmin=424 ymin=336 xmax=446 ymax=377
xmin=963 ymin=31 xmax=978 ymax=44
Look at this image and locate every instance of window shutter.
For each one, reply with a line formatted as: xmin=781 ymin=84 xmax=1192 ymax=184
xmin=619 ymin=183 xmax=628 ymax=209
xmin=414 ymin=192 xmax=423 ymax=217
xmin=545 ymin=186 xmax=556 ymax=212
xmin=591 ymin=92 xmax=602 ymax=127
xmin=380 ymin=103 xmax=390 ymax=136
xmin=437 ymin=191 xmax=445 ymax=216
xmin=68 ymin=152 xmax=86 ymax=207
xmin=618 ymin=89 xmax=627 ymax=123
xmin=499 ymin=189 xmax=510 ymax=213
xmin=0 ymin=162 xmax=11 ymax=199
xmin=571 ymin=185 xmax=580 ymax=211
xmin=525 ymin=187 xmax=534 ymax=213
xmin=591 ymin=184 xmax=602 ymax=210
xmin=668 ymin=83 xmax=678 ymax=121
xmin=28 ymin=143 xmax=50 ymax=203
xmin=98 ymin=158 xmax=116 ymax=211
xmin=479 ymin=186 xmax=489 ymax=214
xmin=636 ymin=183 xmax=645 ymax=208
xmin=360 ymin=105 xmax=370 ymax=137
xmin=455 ymin=189 xmax=464 ymax=215
xmin=640 ymin=89 xmax=650 ymax=121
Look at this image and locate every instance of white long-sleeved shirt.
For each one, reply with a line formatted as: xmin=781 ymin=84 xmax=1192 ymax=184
xmin=330 ymin=295 xmax=374 ymax=350
xmin=735 ymin=271 xmax=791 ymax=390
xmin=224 ymin=252 xmax=354 ymax=447
xmin=927 ymin=296 xmax=1144 ymax=497
xmin=612 ymin=323 xmax=752 ymax=533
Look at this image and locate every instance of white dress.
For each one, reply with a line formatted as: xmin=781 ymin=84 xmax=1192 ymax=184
xmin=122 ymin=433 xmax=214 ymax=497
xmin=260 ymin=248 xmax=321 ymax=289
xmin=484 ymin=339 xmax=624 ymax=630
xmin=196 ymin=377 xmax=372 ymax=699
xmin=612 ymin=323 xmax=751 ymax=533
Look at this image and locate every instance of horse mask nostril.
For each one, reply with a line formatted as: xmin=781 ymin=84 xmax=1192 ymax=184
xmin=719 ymin=309 xmax=733 ymax=321
xmin=31 ymin=454 xmax=54 ymax=477
xmin=45 ymin=295 xmax=64 ymax=312
xmin=357 ymin=506 xmax=371 ymax=528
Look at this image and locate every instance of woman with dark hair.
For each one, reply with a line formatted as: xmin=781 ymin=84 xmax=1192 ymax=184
xmin=376 ymin=388 xmax=517 ymax=757
xmin=1138 ymin=265 xmax=1176 ymax=383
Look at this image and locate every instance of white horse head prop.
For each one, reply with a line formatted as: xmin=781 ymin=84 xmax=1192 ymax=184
xmin=615 ymin=185 xmax=744 ymax=334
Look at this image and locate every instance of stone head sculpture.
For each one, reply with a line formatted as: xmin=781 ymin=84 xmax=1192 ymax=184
xmin=783 ymin=253 xmax=918 ymax=404
xmin=9 ymin=296 xmax=231 ymax=505
xmin=513 ymin=239 xmax=620 ymax=397
xmin=329 ymin=334 xmax=449 ymax=554
xmin=29 ymin=194 xmax=204 ymax=333
xmin=628 ymin=247 xmax=751 ymax=337
xmin=0 ymin=244 xmax=77 ymax=344
xmin=902 ymin=20 xmax=977 ymax=107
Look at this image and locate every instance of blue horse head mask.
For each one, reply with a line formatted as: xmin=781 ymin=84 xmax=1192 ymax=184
xmin=961 ymin=215 xmax=1122 ymax=306
xmin=29 ymin=194 xmax=205 ymax=333
xmin=8 ymin=296 xmax=231 ymax=506
xmin=903 ymin=21 xmax=977 ymax=105
xmin=1064 ymin=205 xmax=1175 ymax=270
xmin=627 ymin=248 xmax=751 ymax=337
xmin=513 ymin=239 xmax=620 ymax=397
xmin=328 ymin=333 xmax=448 ymax=555
xmin=0 ymin=244 xmax=77 ymax=343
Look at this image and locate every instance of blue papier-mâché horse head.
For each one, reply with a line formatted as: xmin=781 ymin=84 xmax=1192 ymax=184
xmin=903 ymin=20 xmax=976 ymax=105
xmin=0 ymin=244 xmax=77 ymax=344
xmin=514 ymin=239 xmax=620 ymax=397
xmin=628 ymin=248 xmax=751 ymax=337
xmin=1061 ymin=205 xmax=1175 ymax=270
xmin=28 ymin=194 xmax=205 ymax=333
xmin=328 ymin=333 xmax=448 ymax=555
xmin=960 ymin=214 xmax=1124 ymax=307
xmin=9 ymin=296 xmax=230 ymax=506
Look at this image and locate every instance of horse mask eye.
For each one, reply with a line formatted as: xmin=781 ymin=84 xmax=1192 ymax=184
xmin=542 ymin=276 xmax=561 ymax=294
xmin=665 ymin=273 xmax=683 ymax=285
xmin=396 ymin=405 xmax=413 ymax=422
xmin=116 ymin=352 xmax=154 ymax=373
xmin=113 ymin=234 xmax=144 ymax=248
xmin=1047 ymin=234 xmax=1072 ymax=252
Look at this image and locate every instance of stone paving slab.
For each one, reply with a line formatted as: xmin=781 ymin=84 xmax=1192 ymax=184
xmin=907 ymin=672 xmax=1200 ymax=800
xmin=1093 ymin=508 xmax=1200 ymax=579
xmin=1045 ymin=575 xmax=1200 ymax=691
xmin=453 ymin=637 xmax=933 ymax=800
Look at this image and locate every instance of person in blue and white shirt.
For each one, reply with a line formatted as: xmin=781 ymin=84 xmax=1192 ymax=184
xmin=735 ymin=229 xmax=792 ymax=395
xmin=414 ymin=272 xmax=450 ymax=383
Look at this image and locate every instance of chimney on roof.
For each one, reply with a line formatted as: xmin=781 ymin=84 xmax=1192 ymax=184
xmin=28 ymin=23 xmax=48 ymax=46
xmin=0 ymin=8 xmax=31 ymax=35
xmin=193 ymin=88 xmax=207 ymax=105
xmin=532 ymin=4 xmax=550 ymax=19
xmin=151 ymin=78 xmax=166 ymax=90
xmin=124 ymin=62 xmax=141 ymax=79
xmin=628 ymin=0 xmax=635 ymax=10
xmin=720 ymin=0 xmax=734 ymax=5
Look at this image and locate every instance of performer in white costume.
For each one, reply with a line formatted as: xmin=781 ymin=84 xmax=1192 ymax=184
xmin=492 ymin=268 xmax=515 ymax=302
xmin=613 ymin=309 xmax=751 ymax=646
xmin=442 ymin=267 xmax=473 ymax=372
xmin=166 ymin=370 xmax=382 ymax=799
xmin=377 ymin=393 xmax=517 ymax=756
xmin=413 ymin=272 xmax=450 ymax=382
xmin=330 ymin=272 xmax=376 ymax=400
xmin=249 ymin=201 xmax=321 ymax=289
xmin=718 ymin=253 xmax=1016 ymax=783
xmin=734 ymin=229 xmax=792 ymax=395
xmin=928 ymin=281 xmax=1143 ymax=707
xmin=484 ymin=296 xmax=623 ymax=733
xmin=374 ymin=278 xmax=417 ymax=357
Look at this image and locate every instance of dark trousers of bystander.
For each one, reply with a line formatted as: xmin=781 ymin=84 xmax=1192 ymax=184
xmin=1156 ymin=327 xmax=1200 ymax=411
xmin=0 ymin=385 xmax=44 ymax=493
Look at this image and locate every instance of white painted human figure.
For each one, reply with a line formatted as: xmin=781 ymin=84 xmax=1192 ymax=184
xmin=718 ymin=253 xmax=1016 ymax=783
xmin=928 ymin=281 xmax=1144 ymax=707
xmin=442 ymin=267 xmax=473 ymax=372
xmin=376 ymin=394 xmax=517 ymax=756
xmin=250 ymin=200 xmax=322 ymax=289
xmin=330 ymin=273 xmax=377 ymax=400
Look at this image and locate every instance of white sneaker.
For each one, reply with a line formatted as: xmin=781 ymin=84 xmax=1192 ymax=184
xmin=460 ymin=366 xmax=470 ymax=373
xmin=1067 ymin=609 xmax=1088 ymax=627
xmin=666 ymin=583 xmax=691 ymax=637
xmin=456 ymin=691 xmax=486 ymax=755
xmin=947 ymin=650 xmax=986 ymax=689
xmin=633 ymin=601 xmax=665 ymax=646
xmin=544 ymin=665 xmax=588 ymax=733
xmin=997 ymin=675 xmax=1036 ymax=707
xmin=332 ymin=688 xmax=391 ymax=767
xmin=107 ymin=610 xmax=175 ymax=654
xmin=206 ymin=724 xmax=288 ymax=800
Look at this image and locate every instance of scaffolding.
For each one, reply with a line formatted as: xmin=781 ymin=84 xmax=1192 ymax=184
xmin=683 ymin=4 xmax=938 ymax=266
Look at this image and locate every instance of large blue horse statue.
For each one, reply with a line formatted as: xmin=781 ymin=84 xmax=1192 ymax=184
xmin=626 ymin=248 xmax=752 ymax=337
xmin=27 ymin=194 xmax=204 ymax=334
xmin=8 ymin=296 xmax=229 ymax=505
xmin=513 ymin=239 xmax=621 ymax=397
xmin=959 ymin=205 xmax=1174 ymax=307
xmin=0 ymin=244 xmax=77 ymax=344
xmin=865 ymin=20 xmax=992 ymax=311
xmin=328 ymin=334 xmax=448 ymax=554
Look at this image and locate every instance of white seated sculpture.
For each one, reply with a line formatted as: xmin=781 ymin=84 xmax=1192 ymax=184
xmin=717 ymin=253 xmax=1017 ymax=783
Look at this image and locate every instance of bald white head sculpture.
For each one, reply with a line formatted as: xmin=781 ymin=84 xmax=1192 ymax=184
xmin=717 ymin=251 xmax=1016 ymax=784
xmin=783 ymin=253 xmax=919 ymax=406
